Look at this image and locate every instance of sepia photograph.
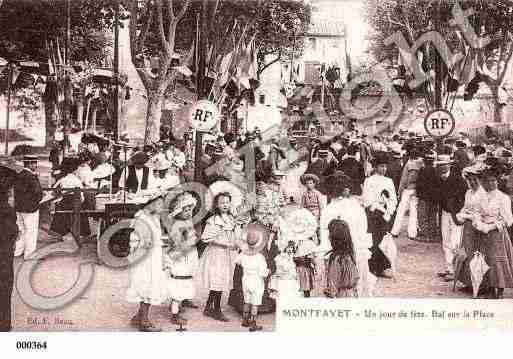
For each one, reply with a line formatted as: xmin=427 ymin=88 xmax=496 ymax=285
xmin=0 ymin=0 xmax=513 ymax=339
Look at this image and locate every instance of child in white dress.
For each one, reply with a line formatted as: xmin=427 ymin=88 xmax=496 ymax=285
xmin=162 ymin=192 xmax=199 ymax=326
xmin=269 ymin=241 xmax=301 ymax=299
xmin=236 ymin=224 xmax=269 ymax=332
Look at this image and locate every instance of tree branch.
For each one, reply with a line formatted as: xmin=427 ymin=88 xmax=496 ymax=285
xmin=129 ymin=0 xmax=139 ymax=59
xmin=498 ymin=34 xmax=513 ymax=86
xmin=258 ymin=51 xmax=281 ymax=77
xmin=136 ymin=1 xmax=154 ymax=55
xmin=156 ymin=0 xmax=171 ymax=55
xmin=167 ymin=0 xmax=175 ymax=19
xmin=176 ymin=0 xmax=190 ymax=21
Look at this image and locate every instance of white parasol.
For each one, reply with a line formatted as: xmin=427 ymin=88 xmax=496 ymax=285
xmin=280 ymin=208 xmax=318 ymax=245
xmin=205 ymin=180 xmax=244 ymax=215
xmin=469 ymin=252 xmax=490 ymax=298
xmin=379 ymin=233 xmax=398 ymax=280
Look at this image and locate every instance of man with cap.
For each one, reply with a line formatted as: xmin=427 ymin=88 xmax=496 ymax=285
xmin=386 ymin=148 xmax=403 ymax=193
xmin=0 ymin=157 xmax=21 ymax=331
xmin=119 ymin=151 xmax=156 ymax=194
xmin=13 ymin=156 xmax=43 ymax=259
xmin=454 ymin=140 xmax=472 ymax=175
xmin=339 ymin=144 xmax=365 ymax=196
xmin=390 ymin=146 xmax=423 ymax=240
xmin=436 ymin=155 xmax=467 ymax=281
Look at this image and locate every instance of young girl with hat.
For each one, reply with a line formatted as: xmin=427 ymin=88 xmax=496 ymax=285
xmin=199 ymin=192 xmax=240 ymax=322
xmin=236 ymin=223 xmax=270 ymax=331
xmin=163 ymin=192 xmax=200 ymax=326
xmin=126 ymin=191 xmax=167 ymax=331
xmin=269 ymin=241 xmax=301 ymax=300
xmin=300 ymin=173 xmax=326 ymax=221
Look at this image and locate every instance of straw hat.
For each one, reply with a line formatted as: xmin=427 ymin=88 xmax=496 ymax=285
xmin=0 ymin=155 xmax=24 ymax=173
xmin=129 ymin=151 xmax=150 ymax=166
xmin=434 ymin=154 xmax=454 ymax=166
xmin=242 ymin=223 xmax=269 ymax=255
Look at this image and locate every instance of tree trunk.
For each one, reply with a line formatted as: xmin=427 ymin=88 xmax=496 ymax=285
xmin=493 ymin=87 xmax=504 ymax=123
xmin=90 ymin=103 xmax=98 ymax=132
xmin=44 ymin=99 xmax=57 ymax=147
xmin=76 ymin=97 xmax=84 ymax=129
xmin=144 ymin=92 xmax=164 ymax=144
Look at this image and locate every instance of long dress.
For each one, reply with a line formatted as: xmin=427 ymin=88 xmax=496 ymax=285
xmin=476 ymin=189 xmax=513 ymax=289
xmin=164 ymin=219 xmax=198 ymax=302
xmin=125 ymin=210 xmax=167 ymax=305
xmin=362 ymin=174 xmax=397 ymax=276
xmin=456 ymin=187 xmax=489 ymax=289
xmin=198 ymin=214 xmax=238 ymax=292
xmin=320 ymin=196 xmax=375 ymax=297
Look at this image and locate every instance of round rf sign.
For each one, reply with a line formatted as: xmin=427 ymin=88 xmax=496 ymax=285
xmin=189 ymin=100 xmax=219 ymax=132
xmin=424 ymin=109 xmax=455 ymax=138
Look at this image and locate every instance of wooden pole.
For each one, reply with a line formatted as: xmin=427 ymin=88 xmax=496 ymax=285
xmin=4 ymin=63 xmax=12 ymax=155
xmin=113 ymin=0 xmax=120 ymax=140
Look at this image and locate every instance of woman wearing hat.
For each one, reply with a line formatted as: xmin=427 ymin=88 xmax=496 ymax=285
xmin=150 ymin=155 xmax=179 ymax=190
xmin=362 ymin=153 xmax=397 ymax=278
xmin=320 ymin=173 xmax=374 ymax=296
xmin=416 ymin=151 xmax=441 ymax=242
xmin=49 ymin=157 xmax=91 ymax=241
xmin=119 ymin=151 xmax=156 ymax=194
xmin=471 ymin=165 xmax=513 ymax=299
xmin=126 ymin=192 xmax=167 ymax=331
xmin=454 ymin=164 xmax=489 ymax=294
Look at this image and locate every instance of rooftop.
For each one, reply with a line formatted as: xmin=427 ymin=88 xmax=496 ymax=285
xmin=305 ymin=19 xmax=346 ymax=37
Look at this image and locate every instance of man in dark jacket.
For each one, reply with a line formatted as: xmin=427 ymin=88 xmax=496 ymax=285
xmin=339 ymin=144 xmax=365 ymax=195
xmin=14 ymin=156 xmax=43 ymax=260
xmin=453 ymin=140 xmax=472 ymax=175
xmin=437 ymin=157 xmax=467 ymax=281
xmin=0 ymin=158 xmax=21 ymax=331
xmin=386 ymin=150 xmax=403 ymax=193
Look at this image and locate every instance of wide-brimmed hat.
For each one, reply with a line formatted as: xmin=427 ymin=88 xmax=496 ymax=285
xmin=59 ymin=157 xmax=81 ymax=175
xmin=0 ymin=155 xmax=24 ymax=173
xmin=22 ymin=155 xmax=38 ymax=165
xmin=462 ymin=163 xmax=486 ymax=178
xmin=168 ymin=192 xmax=198 ymax=218
xmin=434 ymin=154 xmax=454 ymax=166
xmin=205 ymin=181 xmax=244 ymax=213
xmin=242 ymin=223 xmax=269 ymax=255
xmin=300 ymin=173 xmax=320 ymax=186
xmin=149 ymin=155 xmax=172 ymax=171
xmin=372 ymin=152 xmax=390 ymax=166
xmin=92 ymin=163 xmax=116 ymax=179
xmin=129 ymin=151 xmax=150 ymax=166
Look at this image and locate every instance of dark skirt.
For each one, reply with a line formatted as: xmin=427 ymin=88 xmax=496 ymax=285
xmin=417 ymin=199 xmax=441 ymax=242
xmin=0 ymin=235 xmax=14 ymax=331
xmin=456 ymin=221 xmax=490 ymax=290
xmin=294 ymin=257 xmax=315 ymax=291
xmin=49 ymin=196 xmax=91 ymax=237
xmin=367 ymin=209 xmax=392 ymax=276
xmin=481 ymin=228 xmax=513 ymax=289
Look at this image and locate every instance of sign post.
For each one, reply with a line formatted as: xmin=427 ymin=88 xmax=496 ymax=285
xmin=189 ymin=100 xmax=219 ymax=182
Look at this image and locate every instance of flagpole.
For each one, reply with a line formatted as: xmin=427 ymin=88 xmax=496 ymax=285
xmin=113 ymin=0 xmax=120 ymax=141
xmin=4 ymin=63 xmax=12 ymax=155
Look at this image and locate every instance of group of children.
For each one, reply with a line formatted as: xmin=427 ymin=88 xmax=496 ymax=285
xmin=127 ymin=171 xmax=360 ymax=332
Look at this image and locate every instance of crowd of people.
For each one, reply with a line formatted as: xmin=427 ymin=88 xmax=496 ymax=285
xmin=3 ymin=124 xmax=513 ymax=332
